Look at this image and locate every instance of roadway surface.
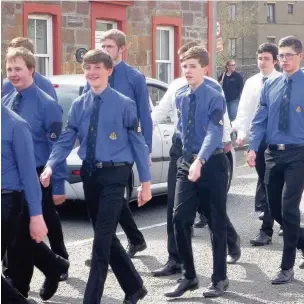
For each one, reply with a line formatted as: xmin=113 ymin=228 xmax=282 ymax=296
xmin=29 ymin=149 xmax=304 ymax=303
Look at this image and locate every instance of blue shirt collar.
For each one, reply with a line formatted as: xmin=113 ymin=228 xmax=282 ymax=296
xmin=114 ymin=60 xmax=125 ymax=72
xmin=186 ymin=81 xmax=206 ymax=99
xmin=18 ymin=82 xmax=36 ymax=98
xmin=90 ymin=85 xmax=112 ymax=99
xmin=283 ymin=68 xmax=303 ymax=84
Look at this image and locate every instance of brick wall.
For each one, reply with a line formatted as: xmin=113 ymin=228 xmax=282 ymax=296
xmin=1 ymin=0 xmax=208 ymax=77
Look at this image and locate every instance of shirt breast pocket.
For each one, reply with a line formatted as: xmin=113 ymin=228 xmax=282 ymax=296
xmin=103 ymin=123 xmax=126 ymax=156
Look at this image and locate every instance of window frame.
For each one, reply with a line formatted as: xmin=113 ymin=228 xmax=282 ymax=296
xmin=267 ymin=3 xmax=275 ymax=23
xmin=155 ymin=26 xmax=175 ymax=84
xmin=267 ymin=36 xmax=276 ymax=43
xmin=228 ymin=4 xmax=236 ymax=21
xmin=28 ymin=14 xmax=53 ymax=76
xmin=288 ymin=3 xmax=294 ymax=15
xmin=228 ymin=38 xmax=237 ymax=57
xmin=95 ymin=20 xmax=118 ymax=49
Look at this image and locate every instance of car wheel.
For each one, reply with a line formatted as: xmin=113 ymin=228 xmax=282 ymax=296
xmin=226 ymin=154 xmax=233 ymax=193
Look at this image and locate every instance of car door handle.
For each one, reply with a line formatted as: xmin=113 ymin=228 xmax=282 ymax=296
xmin=163 ymin=131 xmax=171 ymax=137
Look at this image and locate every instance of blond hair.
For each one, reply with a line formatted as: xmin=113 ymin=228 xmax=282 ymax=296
xmin=6 ymin=47 xmax=36 ymax=70
xmin=100 ymin=29 xmax=126 ymax=49
xmin=8 ymin=37 xmax=35 ymax=54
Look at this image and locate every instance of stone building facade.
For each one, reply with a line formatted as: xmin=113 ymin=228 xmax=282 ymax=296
xmin=1 ymin=0 xmax=210 ymax=82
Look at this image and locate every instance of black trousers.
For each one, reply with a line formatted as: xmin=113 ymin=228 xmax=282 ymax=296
xmin=167 ymin=137 xmax=239 ymax=263
xmin=119 ymin=198 xmax=145 ymax=245
xmin=36 ymin=166 xmax=68 ymax=259
xmin=81 ymin=164 xmax=143 ymax=304
xmin=173 ymin=153 xmax=228 ymax=283
xmin=264 ymin=147 xmax=304 ymax=270
xmin=7 ymin=197 xmax=65 ymax=297
xmin=1 ymin=192 xmax=29 ymax=304
xmin=255 ymin=141 xmax=275 ymax=236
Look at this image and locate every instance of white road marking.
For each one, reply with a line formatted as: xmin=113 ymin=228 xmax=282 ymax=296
xmin=66 ymin=221 xmax=167 ymax=248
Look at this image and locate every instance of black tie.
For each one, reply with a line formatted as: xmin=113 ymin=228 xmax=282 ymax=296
xmin=183 ymin=93 xmax=196 ymax=163
xmin=11 ymin=92 xmax=22 ymax=114
xmin=109 ymin=69 xmax=115 ymax=88
xmin=85 ymin=95 xmax=102 ymax=174
xmin=262 ymin=77 xmax=268 ymax=84
xmin=278 ymin=78 xmax=292 ymax=133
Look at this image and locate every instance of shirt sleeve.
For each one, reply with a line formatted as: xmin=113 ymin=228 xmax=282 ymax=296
xmin=46 ymin=102 xmax=79 ymax=173
xmin=232 ymin=79 xmax=253 ymax=139
xmin=40 ymin=79 xmax=58 ymax=102
xmin=151 ymin=83 xmax=175 ymax=127
xmin=133 ymin=74 xmax=153 ymax=153
xmin=13 ymin=121 xmax=42 ymax=216
xmin=248 ymin=85 xmax=269 ymax=152
xmin=198 ymin=95 xmax=225 ymax=162
xmin=43 ymin=102 xmax=67 ymax=195
xmin=124 ymin=100 xmax=151 ymax=182
xmin=2 ymin=79 xmax=14 ymax=97
xmin=223 ymin=109 xmax=232 ymax=142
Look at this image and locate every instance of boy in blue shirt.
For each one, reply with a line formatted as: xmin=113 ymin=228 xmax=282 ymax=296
xmin=164 ymin=46 xmax=229 ymax=298
xmin=40 ymin=49 xmax=151 ymax=304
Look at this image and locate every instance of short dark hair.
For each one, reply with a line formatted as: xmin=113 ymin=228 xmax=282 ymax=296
xmin=180 ymin=46 xmax=209 ymax=67
xmin=178 ymin=41 xmax=205 ymax=55
xmin=278 ymin=36 xmax=303 ymax=53
xmin=82 ymin=49 xmax=113 ymax=69
xmin=8 ymin=37 xmax=35 ymax=54
xmin=256 ymin=43 xmax=278 ymax=61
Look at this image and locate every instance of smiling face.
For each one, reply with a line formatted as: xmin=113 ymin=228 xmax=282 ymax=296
xmin=181 ymin=58 xmax=207 ymax=89
xmin=6 ymin=56 xmax=34 ymax=91
xmin=83 ymin=62 xmax=112 ymax=91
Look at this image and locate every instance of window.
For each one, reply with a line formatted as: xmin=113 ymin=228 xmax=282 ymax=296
xmin=228 ymin=4 xmax=236 ymax=21
xmin=267 ymin=4 xmax=275 ymax=23
xmin=228 ymin=38 xmax=237 ymax=57
xmin=267 ymin=36 xmax=275 ymax=43
xmin=148 ymin=83 xmax=167 ymax=108
xmin=288 ymin=3 xmax=294 ymax=14
xmin=95 ymin=20 xmax=117 ymax=49
xmin=156 ymin=26 xmax=174 ymax=84
xmin=28 ymin=14 xmax=53 ymax=76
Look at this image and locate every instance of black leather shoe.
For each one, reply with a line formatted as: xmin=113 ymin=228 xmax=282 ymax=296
xmin=271 ymin=268 xmax=294 ymax=284
xmin=126 ymin=241 xmax=147 ymax=258
xmin=152 ymin=260 xmax=182 ymax=277
xmin=203 ymin=278 xmax=229 ymax=298
xmin=250 ymin=231 xmax=272 ymax=246
xmin=299 ymin=250 xmax=304 ymax=269
xmin=39 ymin=256 xmax=70 ymax=301
xmin=278 ymin=227 xmax=283 ymax=236
xmin=227 ymin=235 xmax=241 ymax=264
xmin=85 ymin=258 xmax=92 ymax=267
xmin=258 ymin=212 xmax=265 ymax=220
xmin=123 ymin=286 xmax=148 ymax=303
xmin=59 ymin=270 xmax=69 ymax=281
xmin=194 ymin=216 xmax=208 ymax=228
xmin=164 ymin=277 xmax=199 ymax=298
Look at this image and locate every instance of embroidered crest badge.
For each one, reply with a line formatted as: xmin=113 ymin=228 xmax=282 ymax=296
xmin=109 ymin=132 xmax=117 ymax=140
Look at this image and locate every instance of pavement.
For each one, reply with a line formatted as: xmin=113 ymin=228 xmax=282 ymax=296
xmin=28 ymin=149 xmax=304 ymax=303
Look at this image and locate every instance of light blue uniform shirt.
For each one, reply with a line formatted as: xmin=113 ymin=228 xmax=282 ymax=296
xmin=176 ymin=81 xmax=225 ymax=162
xmin=1 ymin=104 xmax=42 ymax=216
xmin=2 ymin=83 xmax=66 ymax=195
xmin=83 ymin=61 xmax=153 ymax=152
xmin=47 ymin=86 xmax=151 ymax=182
xmin=249 ymin=69 xmax=304 ymax=151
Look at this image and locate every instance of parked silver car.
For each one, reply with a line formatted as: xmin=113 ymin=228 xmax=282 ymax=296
xmin=49 ymin=74 xmax=236 ymax=202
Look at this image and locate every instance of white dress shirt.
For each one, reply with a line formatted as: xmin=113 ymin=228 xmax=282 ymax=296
xmin=151 ymin=77 xmax=232 ymax=143
xmin=232 ymin=69 xmax=281 ymax=140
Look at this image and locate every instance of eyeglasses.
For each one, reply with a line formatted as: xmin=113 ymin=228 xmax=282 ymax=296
xmin=277 ymin=53 xmax=299 ymax=60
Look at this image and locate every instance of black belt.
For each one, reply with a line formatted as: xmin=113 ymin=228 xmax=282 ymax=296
xmin=1 ymin=189 xmax=16 ymax=195
xmin=267 ymin=144 xmax=304 ymax=151
xmin=192 ymin=149 xmax=224 ymax=160
xmin=84 ymin=161 xmax=129 ymax=169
